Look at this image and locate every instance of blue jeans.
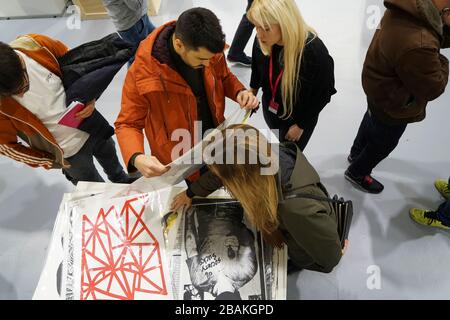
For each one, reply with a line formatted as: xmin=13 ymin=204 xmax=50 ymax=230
xmin=228 ymin=0 xmax=254 ymax=57
xmin=437 ymin=177 xmax=450 ymax=226
xmin=119 ymin=14 xmax=155 ymax=65
xmin=62 ymin=136 xmax=127 ymax=185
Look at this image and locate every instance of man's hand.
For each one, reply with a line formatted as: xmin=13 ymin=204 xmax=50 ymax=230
xmin=134 ymin=154 xmax=169 ymax=178
xmin=285 ymin=124 xmax=304 ymax=142
xmin=170 ymin=190 xmax=192 ymax=212
xmin=342 ymin=239 xmax=349 ymax=255
xmin=75 ymin=100 xmax=95 ymax=119
xmin=237 ymin=90 xmax=259 ymax=110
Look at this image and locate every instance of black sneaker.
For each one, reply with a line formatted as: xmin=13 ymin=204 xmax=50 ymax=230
xmin=344 ymin=169 xmax=384 ymax=194
xmin=227 ymin=53 xmax=252 ymax=67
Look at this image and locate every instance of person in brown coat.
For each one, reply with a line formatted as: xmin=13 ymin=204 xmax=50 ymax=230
xmin=345 ymin=0 xmax=450 ymax=194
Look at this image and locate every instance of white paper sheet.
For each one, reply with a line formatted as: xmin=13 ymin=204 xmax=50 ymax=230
xmin=131 ymin=108 xmax=251 ymax=192
xmin=62 ymin=193 xmax=173 ymax=300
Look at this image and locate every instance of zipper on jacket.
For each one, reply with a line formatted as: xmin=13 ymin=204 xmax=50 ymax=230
xmin=159 ymin=74 xmax=172 ymax=141
xmin=158 ymin=74 xmax=196 ymax=144
xmin=187 ymin=98 xmax=193 ymax=147
xmin=212 ymin=73 xmax=217 ymax=124
xmin=202 ymin=68 xmax=218 ymax=126
xmin=0 ymin=110 xmax=65 ymax=166
xmin=159 ymin=74 xmax=171 ymax=103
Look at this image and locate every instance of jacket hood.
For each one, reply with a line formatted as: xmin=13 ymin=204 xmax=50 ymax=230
xmin=276 ymin=143 xmax=321 ymax=200
xmin=384 ymin=0 xmax=444 ymax=36
xmin=131 ymin=21 xmax=180 ymax=95
xmin=131 ymin=21 xmax=226 ymax=96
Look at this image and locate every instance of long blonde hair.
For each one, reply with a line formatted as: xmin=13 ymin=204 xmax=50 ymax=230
xmin=205 ymin=124 xmax=279 ymax=234
xmin=247 ymin=0 xmax=316 ymax=119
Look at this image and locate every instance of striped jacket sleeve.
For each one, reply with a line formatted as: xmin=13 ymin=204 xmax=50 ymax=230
xmin=0 ymin=115 xmax=55 ymax=169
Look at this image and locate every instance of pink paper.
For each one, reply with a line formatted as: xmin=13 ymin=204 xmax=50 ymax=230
xmin=58 ymin=101 xmax=85 ymax=128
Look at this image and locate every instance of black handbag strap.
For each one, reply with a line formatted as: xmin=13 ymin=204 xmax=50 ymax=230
xmin=284 ymin=192 xmax=347 ymax=205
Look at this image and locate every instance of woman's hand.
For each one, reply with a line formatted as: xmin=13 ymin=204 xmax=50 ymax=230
xmin=285 ymin=124 xmax=304 ymax=142
xmin=170 ymin=191 xmax=192 ymax=212
xmin=342 ymin=239 xmax=349 ymax=255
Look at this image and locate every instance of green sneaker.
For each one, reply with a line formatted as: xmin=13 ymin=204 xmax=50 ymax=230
xmin=409 ymin=208 xmax=450 ymax=230
xmin=434 ymin=179 xmax=450 ymax=200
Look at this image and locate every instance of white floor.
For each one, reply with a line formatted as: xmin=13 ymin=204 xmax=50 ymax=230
xmin=1 ymin=0 xmax=450 ymax=300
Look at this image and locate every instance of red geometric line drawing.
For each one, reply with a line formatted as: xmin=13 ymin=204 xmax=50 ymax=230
xmin=80 ymin=196 xmax=168 ymax=300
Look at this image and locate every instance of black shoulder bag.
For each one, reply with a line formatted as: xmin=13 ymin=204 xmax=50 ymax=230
xmin=284 ymin=192 xmax=353 ymax=248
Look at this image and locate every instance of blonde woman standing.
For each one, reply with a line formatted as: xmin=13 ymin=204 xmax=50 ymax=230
xmin=248 ymin=0 xmax=336 ymax=151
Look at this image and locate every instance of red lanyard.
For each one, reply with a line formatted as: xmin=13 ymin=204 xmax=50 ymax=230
xmin=269 ymin=54 xmax=284 ymax=102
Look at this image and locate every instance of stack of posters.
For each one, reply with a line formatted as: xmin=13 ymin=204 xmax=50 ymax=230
xmin=33 ymin=108 xmax=286 ymax=300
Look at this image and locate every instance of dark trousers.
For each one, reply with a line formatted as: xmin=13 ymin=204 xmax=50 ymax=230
xmin=228 ymin=0 xmax=254 ymax=57
xmin=62 ymin=136 xmax=126 ymax=185
xmin=437 ymin=177 xmax=450 ymax=226
xmin=348 ymin=110 xmax=407 ymax=177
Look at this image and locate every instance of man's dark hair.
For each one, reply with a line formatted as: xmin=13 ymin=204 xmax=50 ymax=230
xmin=0 ymin=42 xmax=24 ymax=97
xmin=175 ymin=7 xmax=226 ymax=53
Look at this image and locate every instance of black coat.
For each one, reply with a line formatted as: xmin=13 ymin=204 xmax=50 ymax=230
xmin=58 ymin=33 xmax=136 ymax=139
xmin=250 ymin=35 xmax=336 ymax=136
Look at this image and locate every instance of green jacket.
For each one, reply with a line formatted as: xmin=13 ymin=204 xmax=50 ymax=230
xmin=190 ymin=143 xmax=342 ymax=273
xmin=277 ymin=143 xmax=342 ymax=273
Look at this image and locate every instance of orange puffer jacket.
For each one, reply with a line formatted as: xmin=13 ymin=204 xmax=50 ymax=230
xmin=115 ymin=21 xmax=245 ymax=170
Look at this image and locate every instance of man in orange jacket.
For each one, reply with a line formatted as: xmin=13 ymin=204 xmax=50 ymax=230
xmin=115 ymin=7 xmax=259 ymax=180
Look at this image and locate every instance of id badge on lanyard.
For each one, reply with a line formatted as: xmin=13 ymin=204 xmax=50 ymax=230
xmin=269 ymin=100 xmax=279 ymax=114
xmin=269 ymin=54 xmax=284 ymax=114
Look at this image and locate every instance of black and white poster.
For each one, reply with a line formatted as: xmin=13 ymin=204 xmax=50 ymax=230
xmin=166 ymin=198 xmax=286 ymax=300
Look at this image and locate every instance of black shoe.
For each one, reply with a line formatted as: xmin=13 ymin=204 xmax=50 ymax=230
xmin=344 ymin=169 xmax=384 ymax=194
xmin=227 ymin=53 xmax=252 ymax=67
xmin=287 ymin=259 xmax=303 ymax=275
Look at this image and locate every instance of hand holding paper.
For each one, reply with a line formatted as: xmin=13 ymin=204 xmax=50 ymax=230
xmin=135 ymin=154 xmax=170 ymax=178
xmin=57 ymin=101 xmax=85 ymax=128
xmin=170 ymin=190 xmax=192 ymax=212
xmin=75 ymin=100 xmax=95 ymax=119
xmin=237 ymin=89 xmax=259 ymax=110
